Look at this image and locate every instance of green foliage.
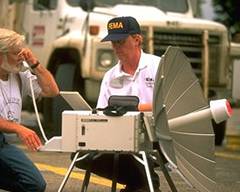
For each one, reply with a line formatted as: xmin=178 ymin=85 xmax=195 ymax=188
xmin=212 ymin=0 xmax=240 ymax=38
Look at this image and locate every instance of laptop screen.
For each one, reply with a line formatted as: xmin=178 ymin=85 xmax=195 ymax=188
xmin=60 ymin=91 xmax=92 ymax=110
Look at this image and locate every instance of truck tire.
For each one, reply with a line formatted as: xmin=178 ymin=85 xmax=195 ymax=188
xmin=212 ymin=120 xmax=226 ymax=146
xmin=43 ymin=63 xmax=76 ymax=137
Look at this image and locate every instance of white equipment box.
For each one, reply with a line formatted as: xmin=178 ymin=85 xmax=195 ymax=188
xmin=61 ymin=111 xmax=152 ymax=152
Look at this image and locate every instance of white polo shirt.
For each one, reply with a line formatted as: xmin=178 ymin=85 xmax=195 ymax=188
xmin=97 ymin=51 xmax=161 ymax=108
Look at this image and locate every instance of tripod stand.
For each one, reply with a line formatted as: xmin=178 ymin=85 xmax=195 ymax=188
xmin=57 ymin=112 xmax=178 ymax=192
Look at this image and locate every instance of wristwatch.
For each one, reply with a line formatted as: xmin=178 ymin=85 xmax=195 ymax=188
xmin=31 ymin=60 xmax=40 ymax=69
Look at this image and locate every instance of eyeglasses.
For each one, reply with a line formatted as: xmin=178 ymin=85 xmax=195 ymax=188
xmin=3 ymin=49 xmax=24 ymax=62
xmin=111 ymin=39 xmax=126 ymax=45
xmin=6 ymin=48 xmax=23 ymax=57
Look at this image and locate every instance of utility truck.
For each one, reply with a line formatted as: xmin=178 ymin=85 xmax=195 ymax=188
xmin=13 ymin=0 xmax=234 ymax=144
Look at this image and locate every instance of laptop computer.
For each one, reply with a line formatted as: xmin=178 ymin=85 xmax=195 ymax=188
xmin=60 ymin=91 xmax=92 ymax=110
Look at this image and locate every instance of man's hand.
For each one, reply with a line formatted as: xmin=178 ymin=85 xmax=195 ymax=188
xmin=16 ymin=126 xmax=42 ymax=151
xmin=19 ymin=48 xmax=39 ymax=67
xmin=138 ymin=103 xmax=152 ymax=111
xmin=19 ymin=47 xmax=59 ymax=97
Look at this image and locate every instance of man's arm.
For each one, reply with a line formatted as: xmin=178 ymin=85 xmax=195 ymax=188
xmin=31 ymin=64 xmax=59 ymax=97
xmin=20 ymin=48 xmax=59 ymax=97
xmin=0 ymin=118 xmax=42 ymax=151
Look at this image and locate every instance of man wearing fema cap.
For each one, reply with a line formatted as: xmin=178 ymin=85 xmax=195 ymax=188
xmin=75 ymin=16 xmax=161 ymax=192
xmin=98 ymin=16 xmax=160 ymax=110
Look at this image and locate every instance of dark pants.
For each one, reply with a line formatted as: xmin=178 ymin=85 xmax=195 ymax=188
xmin=72 ymin=152 xmax=160 ymax=190
xmin=0 ymin=133 xmax=46 ymax=192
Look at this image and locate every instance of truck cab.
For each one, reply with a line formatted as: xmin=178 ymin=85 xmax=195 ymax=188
xmin=17 ymin=0 xmax=231 ymax=144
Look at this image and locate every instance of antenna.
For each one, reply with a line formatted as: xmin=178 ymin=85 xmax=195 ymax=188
xmin=153 ymin=46 xmax=232 ymax=192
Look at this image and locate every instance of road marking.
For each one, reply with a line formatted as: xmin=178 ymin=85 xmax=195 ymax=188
xmin=35 ymin=163 xmax=124 ymax=189
xmin=215 ymin=152 xmax=240 ymax=160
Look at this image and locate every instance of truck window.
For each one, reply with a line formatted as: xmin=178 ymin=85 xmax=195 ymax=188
xmin=66 ymin=0 xmax=188 ymax=13
xmin=33 ymin=0 xmax=57 ymax=10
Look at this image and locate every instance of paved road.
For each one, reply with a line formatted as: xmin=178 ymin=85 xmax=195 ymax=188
xmin=2 ymin=109 xmax=239 ymax=192
xmin=215 ymin=147 xmax=240 ymax=191
xmin=9 ymin=142 xmax=239 ymax=192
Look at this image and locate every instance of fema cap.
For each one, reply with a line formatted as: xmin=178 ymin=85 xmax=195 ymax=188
xmin=101 ymin=16 xmax=141 ymax=42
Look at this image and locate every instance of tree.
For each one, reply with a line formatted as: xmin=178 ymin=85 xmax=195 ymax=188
xmin=212 ymin=0 xmax=240 ymax=41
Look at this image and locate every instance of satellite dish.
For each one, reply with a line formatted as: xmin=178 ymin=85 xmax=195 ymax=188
xmin=40 ymin=46 xmax=232 ymax=192
xmin=153 ymin=46 xmax=216 ymax=192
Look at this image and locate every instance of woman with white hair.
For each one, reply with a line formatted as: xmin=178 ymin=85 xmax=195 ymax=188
xmin=0 ymin=28 xmax=59 ymax=192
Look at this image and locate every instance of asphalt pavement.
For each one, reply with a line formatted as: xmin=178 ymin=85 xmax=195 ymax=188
xmin=8 ymin=143 xmax=240 ymax=192
xmin=1 ymin=109 xmax=240 ymax=192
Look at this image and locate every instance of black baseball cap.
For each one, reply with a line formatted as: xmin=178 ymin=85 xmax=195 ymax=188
xmin=101 ymin=16 xmax=141 ymax=42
